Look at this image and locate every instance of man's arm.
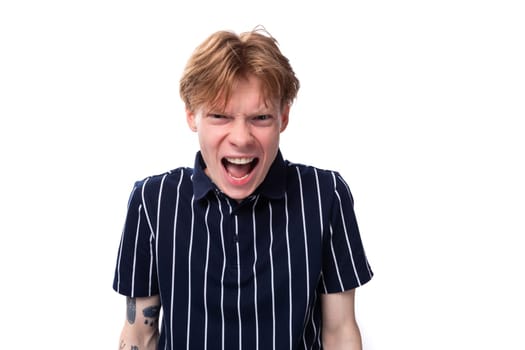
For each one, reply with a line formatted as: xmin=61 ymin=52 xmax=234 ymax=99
xmin=321 ymin=289 xmax=362 ymax=350
xmin=118 ymin=295 xmax=160 ymax=350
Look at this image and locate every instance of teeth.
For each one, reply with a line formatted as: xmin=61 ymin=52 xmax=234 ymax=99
xmin=226 ymin=157 xmax=254 ymax=165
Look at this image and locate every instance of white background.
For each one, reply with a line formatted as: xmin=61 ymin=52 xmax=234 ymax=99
xmin=1 ymin=1 xmax=524 ymax=349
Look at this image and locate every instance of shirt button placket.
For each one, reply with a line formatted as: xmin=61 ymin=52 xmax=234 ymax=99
xmin=228 ymin=210 xmax=240 ymax=269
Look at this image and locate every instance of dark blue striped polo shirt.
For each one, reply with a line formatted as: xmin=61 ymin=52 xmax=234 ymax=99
xmin=113 ymin=150 xmax=373 ymax=350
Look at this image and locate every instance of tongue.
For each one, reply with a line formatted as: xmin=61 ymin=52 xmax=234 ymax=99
xmin=225 ymin=162 xmax=251 ymax=179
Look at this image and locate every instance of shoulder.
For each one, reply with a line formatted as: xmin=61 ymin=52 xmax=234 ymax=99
xmin=284 ymin=160 xmax=354 ymax=200
xmin=133 ymin=167 xmax=194 ymax=194
xmin=285 ymin=160 xmax=343 ymax=185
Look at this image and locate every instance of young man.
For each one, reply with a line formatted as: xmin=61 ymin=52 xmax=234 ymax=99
xmin=113 ymin=28 xmax=373 ymax=350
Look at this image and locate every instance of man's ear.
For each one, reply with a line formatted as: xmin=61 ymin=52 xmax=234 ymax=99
xmin=279 ymin=104 xmax=290 ymax=132
xmin=186 ymin=108 xmax=198 ymax=132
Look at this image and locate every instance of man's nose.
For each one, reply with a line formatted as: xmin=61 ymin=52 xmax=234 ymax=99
xmin=229 ymin=120 xmax=254 ymax=147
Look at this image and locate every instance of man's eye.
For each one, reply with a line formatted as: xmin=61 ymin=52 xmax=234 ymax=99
xmin=255 ymin=115 xmax=271 ymax=120
xmin=210 ymin=114 xmax=226 ymax=119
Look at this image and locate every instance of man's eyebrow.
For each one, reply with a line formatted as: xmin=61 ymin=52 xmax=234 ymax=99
xmin=207 ymin=109 xmax=272 ymax=117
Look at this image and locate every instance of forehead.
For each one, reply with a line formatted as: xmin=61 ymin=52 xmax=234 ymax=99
xmin=209 ymin=75 xmax=279 ymax=114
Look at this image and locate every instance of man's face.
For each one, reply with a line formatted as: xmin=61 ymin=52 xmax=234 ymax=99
xmin=186 ymin=75 xmax=289 ymax=201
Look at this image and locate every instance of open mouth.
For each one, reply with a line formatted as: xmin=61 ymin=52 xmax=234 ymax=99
xmin=222 ymin=157 xmax=259 ymax=181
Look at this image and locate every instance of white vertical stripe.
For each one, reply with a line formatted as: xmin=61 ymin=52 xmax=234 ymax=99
xmin=148 ymin=235 xmax=154 ymax=295
xmin=337 ymin=174 xmax=374 ymax=279
xmin=226 ymin=200 xmax=242 ymax=350
xmin=203 ymin=200 xmax=211 ymax=350
xmin=151 ymin=173 xmax=168 ymax=295
xmin=313 ymin=169 xmax=324 ymax=349
xmin=126 ymin=184 xmax=138 ymax=208
xmin=366 ymin=259 xmax=373 ymax=280
xmin=320 ymin=271 xmax=328 ymax=293
xmin=314 ymin=168 xmax=324 ymax=238
xmin=186 ymin=195 xmax=196 ymax=350
xmin=284 ymin=193 xmax=292 ymax=350
xmin=329 ymin=224 xmax=345 ymax=290
xmin=169 ymin=170 xmax=184 ymax=347
xmin=117 ymin=185 xmax=139 ymax=292
xmin=215 ymin=194 xmax=226 ymax=350
xmin=116 ymin=228 xmax=125 ymax=293
xmin=138 ymin=178 xmax=155 ymax=295
xmin=331 ymin=172 xmax=361 ymax=286
xmin=268 ymin=202 xmax=276 ymax=350
xmin=140 ymin=178 xmax=155 ymax=236
xmin=295 ymin=167 xmax=310 ymax=348
xmin=251 ymin=196 xmax=260 ymax=350
xmin=155 ymin=174 xmax=168 ymax=240
xmin=295 ymin=168 xmax=310 ymax=297
xmin=131 ymin=204 xmax=142 ymax=297
xmin=309 ymin=291 xmax=321 ymax=348
xmin=235 ymin=212 xmax=242 ymax=350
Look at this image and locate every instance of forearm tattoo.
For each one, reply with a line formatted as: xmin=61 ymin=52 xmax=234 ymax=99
xmin=143 ymin=305 xmax=161 ymax=328
xmin=120 ymin=340 xmax=138 ymax=350
xmin=126 ymin=297 xmax=136 ymax=324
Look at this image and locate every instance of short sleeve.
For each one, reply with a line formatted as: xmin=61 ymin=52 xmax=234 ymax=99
xmin=113 ymin=180 xmax=159 ymax=297
xmin=321 ymin=172 xmax=373 ymax=293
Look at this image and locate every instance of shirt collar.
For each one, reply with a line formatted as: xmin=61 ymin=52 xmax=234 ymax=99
xmin=192 ymin=150 xmax=287 ymax=201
